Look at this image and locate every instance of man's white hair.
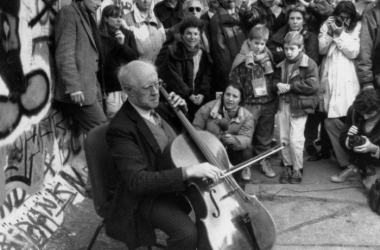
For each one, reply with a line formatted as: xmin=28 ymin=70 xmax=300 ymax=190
xmin=117 ymin=60 xmax=157 ymax=91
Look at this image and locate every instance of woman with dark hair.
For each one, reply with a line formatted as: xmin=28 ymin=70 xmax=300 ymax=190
xmin=268 ymin=4 xmax=319 ymax=64
xmin=159 ymin=16 xmax=213 ymax=120
xmin=319 ymin=0 xmax=361 ymax=174
xmin=193 ymin=82 xmax=254 ymax=181
xmin=99 ymin=5 xmax=138 ymax=118
xmin=319 ymin=1 xmax=361 ymax=124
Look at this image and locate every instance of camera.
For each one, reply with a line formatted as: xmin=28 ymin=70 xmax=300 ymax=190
xmin=348 ymin=135 xmax=366 ymax=148
xmin=334 ymin=16 xmax=347 ymax=28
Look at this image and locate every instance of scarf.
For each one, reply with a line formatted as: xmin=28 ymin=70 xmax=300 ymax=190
xmin=180 ymin=38 xmax=201 ymax=57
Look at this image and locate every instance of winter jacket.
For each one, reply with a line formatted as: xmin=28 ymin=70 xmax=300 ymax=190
xmin=357 ymin=3 xmax=380 ymax=89
xmin=274 ymin=54 xmax=320 ymax=117
xmin=210 ymin=7 xmax=248 ymax=92
xmin=154 ymin=0 xmax=183 ymax=29
xmin=268 ymin=25 xmax=319 ymax=65
xmin=193 ymin=99 xmax=254 ymax=151
xmin=155 ymin=20 xmax=211 ymax=66
xmin=229 ymin=47 xmax=277 ymax=105
xmin=339 ymin=106 xmax=380 ymax=166
xmin=158 ymin=41 xmax=213 ymax=101
xmin=122 ymin=6 xmax=166 ymax=63
xmin=318 ymin=21 xmax=361 ymax=118
xmin=239 ymin=0 xmax=285 ymax=34
xmin=306 ymin=0 xmax=334 ymax=33
xmin=100 ymin=27 xmax=138 ymax=94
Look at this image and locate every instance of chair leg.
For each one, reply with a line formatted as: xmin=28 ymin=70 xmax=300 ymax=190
xmin=86 ymin=219 xmax=105 ymax=250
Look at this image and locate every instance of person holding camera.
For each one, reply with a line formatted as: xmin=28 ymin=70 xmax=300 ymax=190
xmin=328 ymin=89 xmax=380 ymax=183
xmin=99 ymin=5 xmax=139 ymax=119
xmin=318 ymin=1 xmax=361 ymax=178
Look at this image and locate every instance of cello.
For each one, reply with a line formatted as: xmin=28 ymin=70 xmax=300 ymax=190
xmin=160 ymin=87 xmax=278 ymax=250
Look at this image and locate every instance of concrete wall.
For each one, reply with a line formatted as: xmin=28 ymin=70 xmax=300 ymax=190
xmin=0 ymin=1 xmax=88 ymax=249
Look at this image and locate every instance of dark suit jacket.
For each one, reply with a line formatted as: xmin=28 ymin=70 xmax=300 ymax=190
xmin=105 ymin=100 xmax=186 ymax=249
xmin=55 ymin=2 xmax=100 ymax=105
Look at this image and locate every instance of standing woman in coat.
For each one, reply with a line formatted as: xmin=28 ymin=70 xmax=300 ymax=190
xmin=99 ymin=5 xmax=139 ymax=119
xmin=319 ymin=1 xmax=361 ymax=170
xmin=159 ymin=16 xmax=213 ymax=120
xmin=268 ymin=4 xmax=319 ymax=65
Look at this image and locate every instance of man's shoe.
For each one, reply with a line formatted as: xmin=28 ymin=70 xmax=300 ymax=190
xmin=290 ymin=169 xmax=302 ymax=184
xmin=359 ymin=166 xmax=376 ymax=177
xmin=307 ymin=150 xmax=331 ymax=161
xmin=314 ymin=138 xmax=322 ymax=147
xmin=306 ymin=144 xmax=317 ymax=157
xmin=271 ymin=138 xmax=277 ymax=147
xmin=280 ymin=166 xmax=292 ymax=184
xmin=260 ymin=159 xmax=276 ymax=178
xmin=241 ymin=167 xmax=251 ymax=181
xmin=331 ymin=166 xmax=359 ymax=183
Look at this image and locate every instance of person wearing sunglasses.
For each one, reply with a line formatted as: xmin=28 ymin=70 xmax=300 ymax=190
xmin=158 ymin=16 xmax=213 ymax=121
xmin=155 ymin=0 xmax=211 ymax=66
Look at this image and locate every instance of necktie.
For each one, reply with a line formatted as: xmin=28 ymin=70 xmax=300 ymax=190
xmin=151 ymin=111 xmax=163 ymax=128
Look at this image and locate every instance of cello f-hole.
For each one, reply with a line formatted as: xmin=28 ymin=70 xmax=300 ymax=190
xmin=210 ymin=189 xmax=220 ymax=218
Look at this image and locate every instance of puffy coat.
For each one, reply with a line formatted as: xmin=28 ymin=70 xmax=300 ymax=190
xmin=193 ymin=99 xmax=254 ymax=151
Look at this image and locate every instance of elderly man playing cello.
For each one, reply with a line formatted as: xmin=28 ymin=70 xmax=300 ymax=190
xmin=105 ymin=60 xmax=222 ymax=250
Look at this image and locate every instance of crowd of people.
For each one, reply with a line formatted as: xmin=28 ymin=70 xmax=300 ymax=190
xmin=53 ymin=0 xmax=380 ymax=248
xmin=55 ymin=0 xmax=380 ymax=189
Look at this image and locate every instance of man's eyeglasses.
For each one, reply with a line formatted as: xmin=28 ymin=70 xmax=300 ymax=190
xmin=188 ymin=7 xmax=202 ymax=13
xmin=141 ymin=79 xmax=163 ymax=93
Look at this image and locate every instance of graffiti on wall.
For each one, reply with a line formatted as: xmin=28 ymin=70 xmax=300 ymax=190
xmin=0 ymin=1 xmax=88 ymax=249
xmin=0 ymin=0 xmax=56 ymax=144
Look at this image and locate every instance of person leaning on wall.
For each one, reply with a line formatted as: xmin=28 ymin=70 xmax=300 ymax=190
xmin=54 ymin=0 xmax=107 ymax=133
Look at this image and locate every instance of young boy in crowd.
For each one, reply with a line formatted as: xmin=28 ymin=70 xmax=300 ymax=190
xmin=230 ymin=24 xmax=278 ymax=181
xmin=275 ymin=31 xmax=319 ymax=184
